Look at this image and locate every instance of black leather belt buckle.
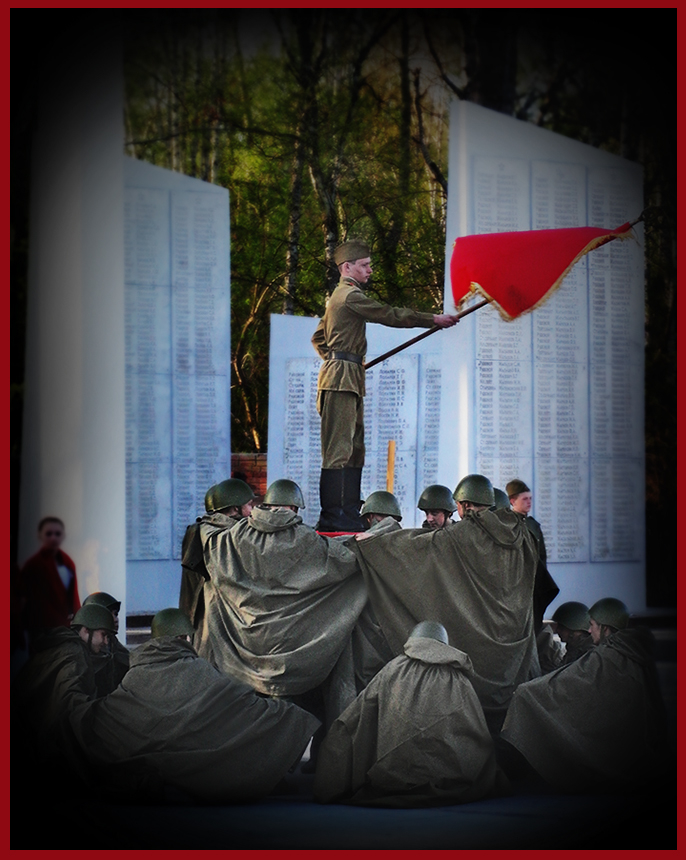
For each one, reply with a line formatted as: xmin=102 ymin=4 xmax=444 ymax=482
xmin=329 ymin=351 xmax=363 ymax=364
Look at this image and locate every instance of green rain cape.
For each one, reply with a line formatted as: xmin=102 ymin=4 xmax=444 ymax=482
xmin=200 ymin=506 xmax=367 ymax=700
xmin=500 ymin=626 xmax=674 ymax=793
xmin=65 ymin=637 xmax=320 ymax=803
xmin=313 ymin=636 xmax=508 ymax=807
xmin=352 ymin=508 xmax=541 ymax=729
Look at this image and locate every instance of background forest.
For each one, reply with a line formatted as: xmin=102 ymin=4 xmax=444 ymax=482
xmin=11 ymin=9 xmax=676 ymax=605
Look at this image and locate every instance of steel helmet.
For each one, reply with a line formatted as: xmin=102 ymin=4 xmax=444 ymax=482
xmin=552 ymin=601 xmax=590 ymax=632
xmin=361 ymin=490 xmax=402 ymax=520
xmin=72 ymin=604 xmax=116 ymax=633
xmin=262 ymin=479 xmax=306 ymax=509
xmin=588 ymin=597 xmax=630 ymax=630
xmin=205 ymin=478 xmax=255 ymax=513
xmin=408 ymin=620 xmax=449 ymax=645
xmin=151 ymin=608 xmax=195 ymax=639
xmin=453 ymin=474 xmax=495 ymax=507
xmin=492 ymin=488 xmax=511 ymax=511
xmin=417 ymin=484 xmax=457 ymax=513
xmin=83 ymin=591 xmax=121 ymax=614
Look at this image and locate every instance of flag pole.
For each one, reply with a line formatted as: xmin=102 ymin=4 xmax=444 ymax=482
xmin=364 ymin=297 xmax=493 ymax=371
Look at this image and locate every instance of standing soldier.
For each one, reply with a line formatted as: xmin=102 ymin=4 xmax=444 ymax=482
xmin=178 ymin=478 xmax=256 ymax=663
xmin=506 ymin=478 xmax=559 ymax=633
xmin=506 ymin=479 xmax=547 ymax=564
xmin=311 ymin=240 xmax=457 ymax=532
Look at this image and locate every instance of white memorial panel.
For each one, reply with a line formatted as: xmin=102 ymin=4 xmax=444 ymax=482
xmin=124 ymin=159 xmax=230 ymax=611
xmin=442 ymin=100 xmax=644 ymax=610
xmin=415 ymin=354 xmax=443 ymax=493
xmin=124 ymin=188 xmax=170 ymax=286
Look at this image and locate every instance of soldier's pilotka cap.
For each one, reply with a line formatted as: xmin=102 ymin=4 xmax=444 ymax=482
xmin=506 ymin=479 xmax=530 ymax=498
xmin=334 ymin=240 xmax=371 ymax=266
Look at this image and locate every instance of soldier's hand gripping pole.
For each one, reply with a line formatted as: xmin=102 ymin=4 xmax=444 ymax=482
xmin=363 ymin=297 xmax=493 ymax=370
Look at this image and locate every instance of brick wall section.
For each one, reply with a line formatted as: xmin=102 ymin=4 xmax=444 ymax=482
xmin=231 ymin=452 xmax=268 ymax=500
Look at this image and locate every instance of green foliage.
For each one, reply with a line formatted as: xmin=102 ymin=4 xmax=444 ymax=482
xmin=124 ymin=11 xmax=458 ymax=451
xmin=122 ymin=11 xmax=675 ymax=543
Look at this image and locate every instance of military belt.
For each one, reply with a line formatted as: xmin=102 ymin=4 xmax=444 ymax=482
xmin=328 ymin=351 xmax=363 ymax=364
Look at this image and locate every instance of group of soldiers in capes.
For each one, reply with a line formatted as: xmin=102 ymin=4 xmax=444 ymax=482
xmin=12 ymin=472 xmax=673 ymax=807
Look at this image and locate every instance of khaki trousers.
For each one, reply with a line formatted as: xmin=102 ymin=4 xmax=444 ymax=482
xmin=317 ymin=390 xmax=365 ymax=469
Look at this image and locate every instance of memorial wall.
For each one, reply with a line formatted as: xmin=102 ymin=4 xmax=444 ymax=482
xmin=439 ymin=100 xmax=645 ymax=608
xmin=124 ymin=158 xmax=231 ymax=612
xmin=269 ymin=100 xmax=646 ymax=611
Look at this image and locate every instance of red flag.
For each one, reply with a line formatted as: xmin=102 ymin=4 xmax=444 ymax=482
xmin=450 ymin=223 xmax=635 ymax=321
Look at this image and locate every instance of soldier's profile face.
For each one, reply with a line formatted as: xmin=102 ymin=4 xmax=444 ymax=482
xmin=78 ymin=627 xmax=110 ymax=654
xmin=511 ymin=491 xmax=532 ymax=515
xmin=346 ymin=257 xmax=372 ymax=284
xmin=588 ymin=618 xmax=603 ymax=645
xmin=89 ymin=629 xmax=110 ymax=653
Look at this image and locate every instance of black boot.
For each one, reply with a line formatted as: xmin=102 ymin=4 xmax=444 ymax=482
xmin=342 ymin=466 xmax=366 ymax=530
xmin=316 ymin=469 xmax=365 ymax=532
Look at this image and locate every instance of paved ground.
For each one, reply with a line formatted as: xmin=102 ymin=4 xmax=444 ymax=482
xmin=12 ymin=749 xmax=676 ymax=850
xmin=12 ymin=614 xmax=677 ymax=851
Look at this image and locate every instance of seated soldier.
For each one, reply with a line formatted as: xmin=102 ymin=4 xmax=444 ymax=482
xmin=313 ymin=621 xmax=509 ymax=807
xmin=82 ymin=591 xmax=130 ymax=695
xmin=498 ymin=598 xmax=674 ymax=794
xmin=417 ymin=484 xmax=457 ymax=530
xmin=551 ymin=601 xmax=594 ymax=665
xmin=63 ymin=608 xmax=320 ymax=804
xmin=360 ymin=490 xmax=403 ymax=531
xmin=11 ymin=603 xmax=117 ymax=795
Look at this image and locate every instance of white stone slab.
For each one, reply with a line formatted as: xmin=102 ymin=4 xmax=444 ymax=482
xmin=442 ymin=99 xmax=645 ymax=610
xmin=123 ymin=158 xmax=231 ymax=611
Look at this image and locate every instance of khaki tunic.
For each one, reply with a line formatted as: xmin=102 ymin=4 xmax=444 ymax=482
xmin=313 ymin=637 xmax=507 ymax=807
xmin=312 ymin=276 xmax=435 ymax=467
xmin=312 ymin=276 xmax=435 ymax=397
